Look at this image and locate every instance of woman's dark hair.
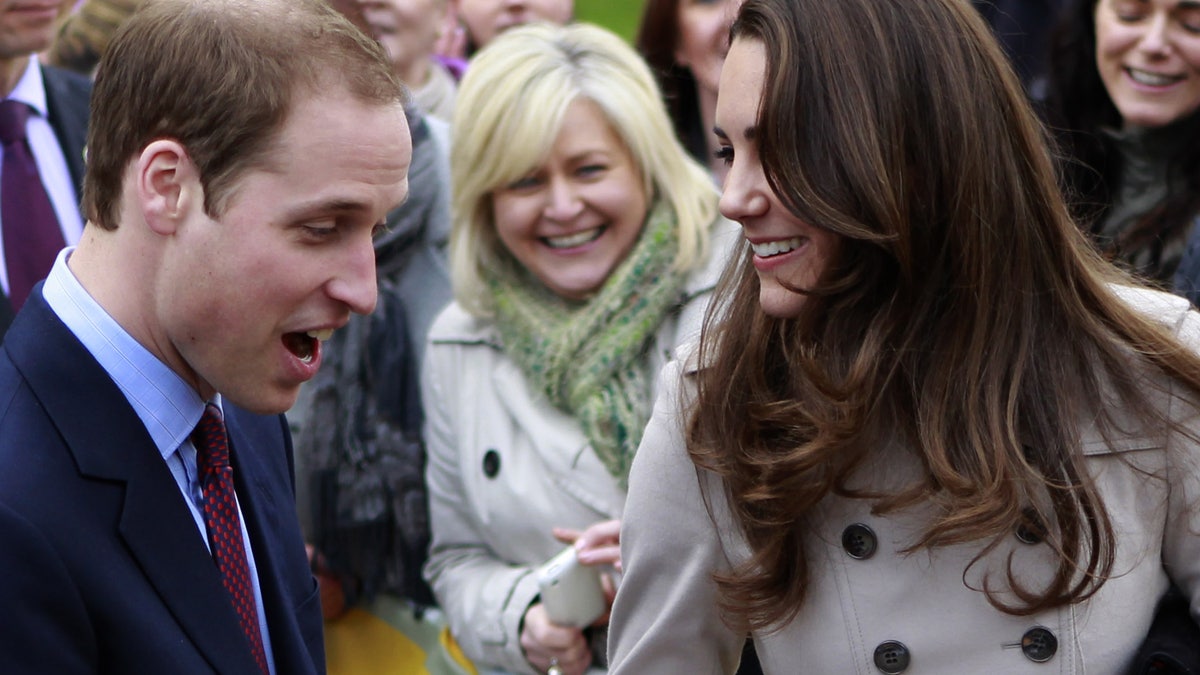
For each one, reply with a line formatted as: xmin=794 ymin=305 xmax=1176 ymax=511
xmin=1044 ymin=0 xmax=1200 ymax=277
xmin=635 ymin=0 xmax=708 ymax=164
xmin=689 ymin=0 xmax=1200 ymax=633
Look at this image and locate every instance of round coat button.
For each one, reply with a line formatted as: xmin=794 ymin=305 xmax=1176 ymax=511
xmin=1015 ymin=508 xmax=1046 ymax=545
xmin=482 ymin=449 xmax=501 ymax=478
xmin=842 ymin=523 xmax=878 ymax=560
xmin=873 ymin=640 xmax=910 ymax=674
xmin=1021 ymin=627 xmax=1057 ymax=663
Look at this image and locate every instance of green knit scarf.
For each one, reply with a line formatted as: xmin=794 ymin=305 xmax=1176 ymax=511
xmin=489 ymin=200 xmax=687 ymax=487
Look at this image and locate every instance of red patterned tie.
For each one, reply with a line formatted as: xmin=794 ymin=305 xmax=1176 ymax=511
xmin=0 ymin=100 xmax=66 ymax=311
xmin=193 ymin=403 xmax=270 ymax=675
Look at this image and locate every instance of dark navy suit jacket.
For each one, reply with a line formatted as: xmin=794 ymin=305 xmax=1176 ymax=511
xmin=0 ymin=291 xmax=325 ymax=674
xmin=0 ymin=65 xmax=90 ymax=337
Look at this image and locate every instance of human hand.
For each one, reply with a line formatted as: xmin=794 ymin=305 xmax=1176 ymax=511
xmin=553 ymin=518 xmax=621 ymax=570
xmin=306 ymin=544 xmax=347 ymax=620
xmin=433 ymin=15 xmax=466 ymax=59
xmin=552 ymin=519 xmax=621 ymax=627
xmin=521 ymin=603 xmax=593 ymax=675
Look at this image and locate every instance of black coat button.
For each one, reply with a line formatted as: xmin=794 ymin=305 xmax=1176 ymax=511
xmin=1021 ymin=627 xmax=1057 ymax=662
xmin=1015 ymin=508 xmax=1046 ymax=545
xmin=482 ymin=449 xmax=501 ymax=478
xmin=873 ymin=640 xmax=910 ymax=674
xmin=842 ymin=523 xmax=878 ymax=560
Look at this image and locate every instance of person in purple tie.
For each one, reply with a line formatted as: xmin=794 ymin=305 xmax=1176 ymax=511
xmin=0 ymin=0 xmax=90 ymax=334
xmin=0 ymin=0 xmax=413 ymax=672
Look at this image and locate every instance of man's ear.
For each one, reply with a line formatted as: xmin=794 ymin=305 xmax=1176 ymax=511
xmin=135 ymin=139 xmax=202 ymax=236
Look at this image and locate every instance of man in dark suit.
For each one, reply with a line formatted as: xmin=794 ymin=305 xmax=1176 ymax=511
xmin=0 ymin=0 xmax=90 ymax=335
xmin=0 ymin=0 xmax=413 ymax=672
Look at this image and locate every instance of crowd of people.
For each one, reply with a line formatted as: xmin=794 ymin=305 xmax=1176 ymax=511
xmin=1 ymin=0 xmax=1199 ymax=674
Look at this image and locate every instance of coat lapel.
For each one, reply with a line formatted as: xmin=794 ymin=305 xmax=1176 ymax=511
xmin=4 ymin=295 xmax=264 ymax=675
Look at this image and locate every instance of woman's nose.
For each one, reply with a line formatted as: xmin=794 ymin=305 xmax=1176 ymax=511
xmin=544 ymin=177 xmax=584 ymax=222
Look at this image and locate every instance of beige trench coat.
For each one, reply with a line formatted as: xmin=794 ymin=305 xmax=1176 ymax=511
xmin=422 ymin=223 xmax=740 ymax=674
xmin=609 ymin=286 xmax=1200 ymax=674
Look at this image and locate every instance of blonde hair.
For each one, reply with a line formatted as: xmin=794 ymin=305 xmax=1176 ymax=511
xmin=448 ymin=21 xmax=718 ymax=316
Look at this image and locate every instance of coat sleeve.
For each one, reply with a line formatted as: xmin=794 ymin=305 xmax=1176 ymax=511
xmin=607 ymin=357 xmax=745 ymax=674
xmin=420 ymin=335 xmax=542 ymax=675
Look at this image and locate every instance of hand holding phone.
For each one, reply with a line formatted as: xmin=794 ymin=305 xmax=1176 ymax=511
xmin=536 ymin=546 xmax=607 ymax=628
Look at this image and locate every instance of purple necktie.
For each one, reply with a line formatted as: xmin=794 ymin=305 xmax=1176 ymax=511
xmin=0 ymin=100 xmax=65 ymax=311
xmin=193 ymin=404 xmax=270 ymax=675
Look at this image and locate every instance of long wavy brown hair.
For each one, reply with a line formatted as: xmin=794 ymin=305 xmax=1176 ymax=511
xmin=690 ymin=0 xmax=1200 ymax=633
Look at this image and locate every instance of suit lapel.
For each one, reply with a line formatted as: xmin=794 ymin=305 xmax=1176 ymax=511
xmin=40 ymin=65 xmax=90 ymax=195
xmin=4 ymin=295 xmax=263 ymax=675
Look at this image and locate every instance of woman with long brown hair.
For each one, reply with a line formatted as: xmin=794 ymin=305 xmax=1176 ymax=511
xmin=608 ymin=0 xmax=1200 ymax=671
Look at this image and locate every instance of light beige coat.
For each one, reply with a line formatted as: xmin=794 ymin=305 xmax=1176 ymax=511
xmin=609 ymin=286 xmax=1200 ymax=674
xmin=422 ymin=223 xmax=739 ymax=674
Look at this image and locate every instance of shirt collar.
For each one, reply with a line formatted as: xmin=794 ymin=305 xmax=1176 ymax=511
xmin=8 ymin=58 xmax=48 ymax=119
xmin=42 ymin=248 xmax=213 ymax=460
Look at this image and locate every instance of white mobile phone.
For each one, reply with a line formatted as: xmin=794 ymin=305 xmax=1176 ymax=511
xmin=535 ymin=546 xmax=607 ymax=628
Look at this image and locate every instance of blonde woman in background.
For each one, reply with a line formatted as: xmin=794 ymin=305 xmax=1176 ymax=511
xmin=421 ymin=21 xmax=736 ymax=675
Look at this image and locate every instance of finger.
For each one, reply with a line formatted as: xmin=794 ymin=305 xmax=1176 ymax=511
xmin=573 ymin=519 xmax=621 ymax=549
xmin=522 ymin=604 xmax=585 ymax=651
xmin=552 ymin=527 xmax=581 ymax=545
xmin=600 ymin=572 xmax=617 ymax=601
xmin=560 ymin=644 xmax=594 ymax=675
xmin=575 ymin=543 xmax=621 ymax=567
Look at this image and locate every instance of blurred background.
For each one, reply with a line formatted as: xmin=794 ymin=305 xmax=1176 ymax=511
xmin=576 ymin=0 xmax=645 ymax=42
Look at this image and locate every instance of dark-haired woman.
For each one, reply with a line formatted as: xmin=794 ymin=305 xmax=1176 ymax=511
xmin=635 ymin=0 xmax=742 ymax=184
xmin=1045 ymin=0 xmax=1200 ymax=304
xmin=609 ymin=0 xmax=1200 ymax=671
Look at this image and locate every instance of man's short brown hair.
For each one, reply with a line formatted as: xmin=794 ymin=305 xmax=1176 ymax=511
xmin=82 ymin=0 xmax=406 ymax=230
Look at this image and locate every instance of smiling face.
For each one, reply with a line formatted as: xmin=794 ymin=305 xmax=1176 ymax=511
xmin=1094 ymin=0 xmax=1200 ymax=128
xmin=716 ymin=38 xmax=839 ymax=319
xmin=457 ymin=0 xmax=572 ymax=50
xmin=490 ymin=97 xmax=647 ymax=301
xmin=357 ymin=0 xmax=447 ymax=86
xmin=159 ymin=89 xmax=411 ymax=413
xmin=674 ymin=0 xmax=742 ymax=99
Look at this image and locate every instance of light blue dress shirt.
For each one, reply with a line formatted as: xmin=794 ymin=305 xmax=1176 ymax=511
xmin=42 ymin=248 xmax=277 ymax=674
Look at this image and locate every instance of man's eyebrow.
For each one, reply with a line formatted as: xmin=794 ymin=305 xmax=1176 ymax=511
xmin=283 ymin=198 xmax=371 ymax=220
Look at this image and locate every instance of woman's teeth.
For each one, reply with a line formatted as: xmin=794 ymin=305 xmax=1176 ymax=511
xmin=751 ymin=237 xmax=804 ymax=257
xmin=306 ymin=328 xmax=334 ymax=341
xmin=1128 ymin=68 xmax=1182 ymax=87
xmin=545 ymin=227 xmax=603 ymax=249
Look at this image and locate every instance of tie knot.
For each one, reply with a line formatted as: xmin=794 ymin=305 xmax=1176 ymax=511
xmin=0 ymin=100 xmax=31 ymax=146
xmin=193 ymin=403 xmax=230 ymax=475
